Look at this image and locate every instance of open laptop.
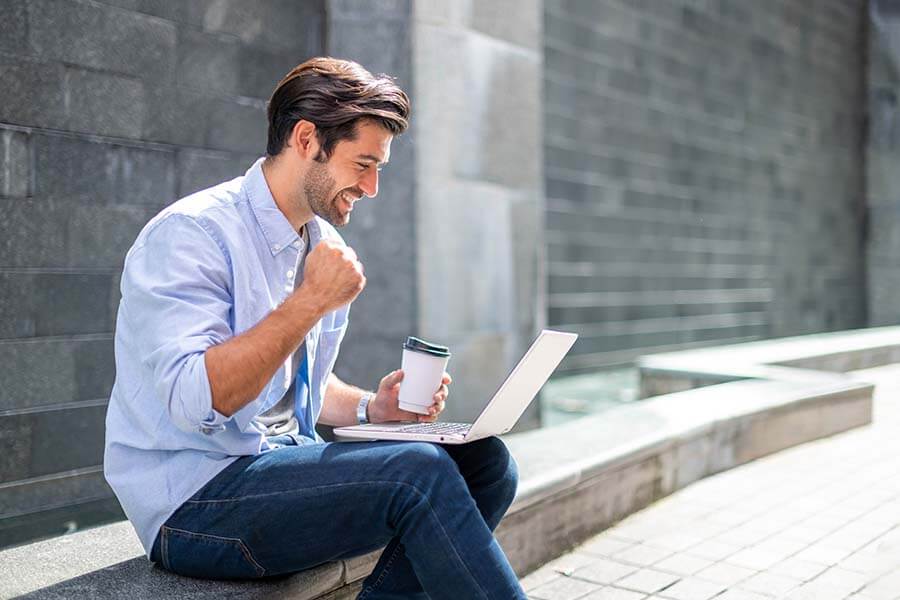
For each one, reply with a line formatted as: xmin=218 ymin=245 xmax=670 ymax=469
xmin=333 ymin=329 xmax=578 ymax=444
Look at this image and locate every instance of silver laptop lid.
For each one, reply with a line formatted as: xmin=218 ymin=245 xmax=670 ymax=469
xmin=465 ymin=330 xmax=578 ymax=440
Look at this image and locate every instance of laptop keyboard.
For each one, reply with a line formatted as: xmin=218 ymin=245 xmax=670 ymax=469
xmin=392 ymin=422 xmax=472 ymax=435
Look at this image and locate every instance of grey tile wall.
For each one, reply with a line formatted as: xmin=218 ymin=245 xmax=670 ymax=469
xmin=868 ymin=2 xmax=900 ymax=326
xmin=0 ymin=0 xmax=325 ymax=546
xmin=544 ymin=0 xmax=870 ymax=372
xmin=327 ymin=0 xmax=419 ymax=393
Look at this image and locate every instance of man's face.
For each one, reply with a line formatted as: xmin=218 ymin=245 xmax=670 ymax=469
xmin=303 ymin=120 xmax=393 ymax=227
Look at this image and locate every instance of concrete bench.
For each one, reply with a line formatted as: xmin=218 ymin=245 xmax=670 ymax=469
xmin=4 ymin=326 xmax=895 ymax=599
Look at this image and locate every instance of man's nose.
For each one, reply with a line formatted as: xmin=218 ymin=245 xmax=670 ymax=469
xmin=359 ymin=167 xmax=379 ymax=198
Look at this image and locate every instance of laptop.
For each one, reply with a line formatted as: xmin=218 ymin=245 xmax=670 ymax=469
xmin=333 ymin=329 xmax=578 ymax=444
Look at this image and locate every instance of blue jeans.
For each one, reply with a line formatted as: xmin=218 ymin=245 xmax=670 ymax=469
xmin=149 ymin=436 xmax=525 ymax=599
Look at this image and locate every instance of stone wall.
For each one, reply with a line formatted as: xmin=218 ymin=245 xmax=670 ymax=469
xmin=1 ymin=0 xmax=888 ymax=550
xmin=410 ymin=0 xmax=546 ymax=426
xmin=544 ymin=0 xmax=870 ymax=372
xmin=868 ymin=0 xmax=900 ymax=326
xmin=0 ymin=0 xmax=324 ymax=546
xmin=325 ymin=0 xmax=419 ymax=397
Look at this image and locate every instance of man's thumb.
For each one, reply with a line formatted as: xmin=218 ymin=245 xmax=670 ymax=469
xmin=382 ymin=369 xmax=404 ymax=389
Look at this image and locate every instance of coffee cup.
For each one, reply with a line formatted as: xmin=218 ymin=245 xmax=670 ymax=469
xmin=398 ymin=336 xmax=451 ymax=415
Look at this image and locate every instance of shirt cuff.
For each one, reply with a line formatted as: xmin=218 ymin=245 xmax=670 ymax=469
xmin=199 ymin=408 xmax=229 ymax=434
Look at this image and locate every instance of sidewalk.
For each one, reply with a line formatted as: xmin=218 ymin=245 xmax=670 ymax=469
xmin=520 ymin=363 xmax=900 ymax=600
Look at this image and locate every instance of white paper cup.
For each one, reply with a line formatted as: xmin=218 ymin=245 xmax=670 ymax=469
xmin=398 ymin=337 xmax=451 ymax=415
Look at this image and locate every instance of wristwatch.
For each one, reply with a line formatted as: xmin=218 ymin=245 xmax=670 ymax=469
xmin=357 ymin=392 xmax=373 ymax=425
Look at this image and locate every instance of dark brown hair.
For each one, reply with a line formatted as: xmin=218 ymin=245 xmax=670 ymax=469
xmin=266 ymin=57 xmax=410 ymax=160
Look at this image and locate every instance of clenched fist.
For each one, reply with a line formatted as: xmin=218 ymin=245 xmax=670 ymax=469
xmin=298 ymin=240 xmax=366 ymax=313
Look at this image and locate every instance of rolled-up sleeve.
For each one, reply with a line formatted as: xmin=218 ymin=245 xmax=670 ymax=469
xmin=121 ymin=214 xmax=234 ymax=435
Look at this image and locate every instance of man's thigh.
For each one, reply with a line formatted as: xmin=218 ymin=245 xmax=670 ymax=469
xmin=156 ymin=440 xmax=459 ymax=579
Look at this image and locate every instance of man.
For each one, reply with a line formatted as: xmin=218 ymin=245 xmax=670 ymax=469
xmin=104 ymin=57 xmax=526 ymax=598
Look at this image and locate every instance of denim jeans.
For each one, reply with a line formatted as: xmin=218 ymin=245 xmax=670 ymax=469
xmin=149 ymin=435 xmax=525 ymax=599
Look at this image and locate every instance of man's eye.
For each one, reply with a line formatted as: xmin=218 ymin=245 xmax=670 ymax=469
xmin=356 ymin=163 xmax=368 ymax=171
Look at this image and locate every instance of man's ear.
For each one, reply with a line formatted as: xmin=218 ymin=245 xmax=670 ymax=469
xmin=289 ymin=119 xmax=320 ymax=160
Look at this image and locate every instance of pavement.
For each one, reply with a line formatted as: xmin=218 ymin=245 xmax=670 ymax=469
xmin=520 ymin=363 xmax=900 ymax=600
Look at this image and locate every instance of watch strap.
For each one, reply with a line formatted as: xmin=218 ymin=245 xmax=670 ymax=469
xmin=357 ymin=392 xmax=373 ymax=425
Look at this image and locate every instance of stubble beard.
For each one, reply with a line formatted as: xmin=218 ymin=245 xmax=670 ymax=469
xmin=303 ymin=159 xmax=349 ymax=227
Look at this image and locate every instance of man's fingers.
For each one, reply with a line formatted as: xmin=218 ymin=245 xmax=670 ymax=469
xmin=380 ymin=369 xmax=404 ymax=389
xmin=397 ymin=408 xmax=421 ymax=421
xmin=442 ymin=372 xmax=452 ymax=385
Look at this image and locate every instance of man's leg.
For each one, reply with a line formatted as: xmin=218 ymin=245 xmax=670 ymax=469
xmin=149 ymin=439 xmax=525 ymax=599
xmin=359 ymin=436 xmax=519 ymax=599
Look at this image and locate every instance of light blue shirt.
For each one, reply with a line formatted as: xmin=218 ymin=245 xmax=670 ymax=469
xmin=104 ymin=158 xmax=349 ymax=557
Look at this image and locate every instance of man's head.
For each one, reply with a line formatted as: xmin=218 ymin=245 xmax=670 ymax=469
xmin=265 ymin=57 xmax=410 ymax=227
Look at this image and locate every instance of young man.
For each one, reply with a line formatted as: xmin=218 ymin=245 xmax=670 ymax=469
xmin=103 ymin=58 xmax=526 ymax=598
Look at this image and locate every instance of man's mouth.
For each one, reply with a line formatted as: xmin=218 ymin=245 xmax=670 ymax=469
xmin=340 ymin=191 xmax=359 ymax=213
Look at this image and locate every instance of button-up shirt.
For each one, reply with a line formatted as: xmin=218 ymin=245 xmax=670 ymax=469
xmin=104 ymin=158 xmax=349 ymax=557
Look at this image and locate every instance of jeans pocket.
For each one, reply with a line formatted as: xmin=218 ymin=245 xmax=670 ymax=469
xmin=161 ymin=525 xmax=266 ymax=579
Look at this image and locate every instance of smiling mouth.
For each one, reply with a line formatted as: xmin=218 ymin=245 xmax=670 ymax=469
xmin=340 ymin=191 xmax=359 ymax=212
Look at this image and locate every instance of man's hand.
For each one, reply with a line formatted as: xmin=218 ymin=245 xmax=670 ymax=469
xmin=297 ymin=240 xmax=365 ymax=314
xmin=368 ymin=370 xmax=452 ymax=423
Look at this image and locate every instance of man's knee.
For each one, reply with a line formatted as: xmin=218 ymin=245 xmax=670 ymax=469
xmin=387 ymin=442 xmax=458 ymax=481
xmin=481 ymin=436 xmax=518 ymax=493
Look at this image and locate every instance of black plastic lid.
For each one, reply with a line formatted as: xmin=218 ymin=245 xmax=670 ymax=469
xmin=403 ymin=336 xmax=451 ymax=358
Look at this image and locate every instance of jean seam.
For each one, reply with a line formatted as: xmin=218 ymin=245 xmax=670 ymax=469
xmin=161 ymin=527 xmax=170 ymax=571
xmin=186 ymin=480 xmax=490 ymax=598
xmin=162 ymin=524 xmax=267 ymax=577
xmin=184 ymin=479 xmax=437 ymax=504
xmin=359 ymin=542 xmax=404 ymax=599
xmin=408 ymin=485 xmax=491 ymax=600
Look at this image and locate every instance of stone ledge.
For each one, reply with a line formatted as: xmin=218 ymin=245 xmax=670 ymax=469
xmin=496 ymin=377 xmax=873 ymax=575
xmin=638 ymin=325 xmax=900 ymax=398
xmin=3 ymin=327 xmax=893 ymax=598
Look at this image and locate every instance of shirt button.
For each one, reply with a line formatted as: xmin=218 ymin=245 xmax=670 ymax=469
xmin=273 ymin=244 xmax=281 ymax=251
xmin=292 ymin=240 xmax=302 ymax=249
xmin=284 ymin=284 xmax=292 ymax=293
xmin=286 ymin=269 xmax=294 ymax=278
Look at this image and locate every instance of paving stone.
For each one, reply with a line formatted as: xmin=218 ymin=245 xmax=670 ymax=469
xmin=524 ymin=367 xmax=900 ymax=599
xmin=521 ymin=566 xmax=563 ymax=592
xmin=861 ymin=570 xmax=900 ymax=600
xmin=580 ymin=536 xmax=637 ymax=558
xmin=766 ymin=557 xmax=830 ymax=581
xmin=842 ymin=546 xmax=900 ymax=576
xmin=728 ymin=538 xmax=809 ymax=571
xmin=545 ymin=552 xmax=604 ymax=576
xmin=571 ymin=558 xmax=639 ymax=585
xmin=645 ymin=532 xmax=708 ymax=553
xmin=581 ymin=587 xmax=648 ymax=600
xmin=612 ymin=544 xmax=673 ymax=567
xmin=783 ymin=580 xmax=857 ymax=600
xmin=693 ymin=561 xmax=756 ymax=586
xmin=807 ymin=566 xmax=871 ymax=597
xmin=614 ymin=569 xmax=680 ymax=594
xmin=652 ymin=553 xmax=714 ymax=577
xmin=777 ymin=526 xmax=829 ymax=545
xmin=791 ymin=542 xmax=855 ymax=565
xmin=530 ymin=575 xmax=603 ymax=600
xmin=714 ymin=590 xmax=773 ymax=600
xmin=684 ymin=540 xmax=743 ymax=562
xmin=655 ymin=577 xmax=726 ymax=600
xmin=737 ymin=571 xmax=804 ymax=597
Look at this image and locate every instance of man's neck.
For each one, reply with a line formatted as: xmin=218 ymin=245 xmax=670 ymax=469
xmin=261 ymin=156 xmax=314 ymax=233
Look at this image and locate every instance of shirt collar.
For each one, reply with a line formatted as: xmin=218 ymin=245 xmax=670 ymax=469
xmin=243 ymin=157 xmax=321 ymax=255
